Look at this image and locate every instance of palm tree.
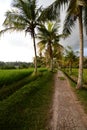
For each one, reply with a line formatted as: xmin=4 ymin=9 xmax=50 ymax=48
xmin=37 ymin=21 xmax=62 ymax=71
xmin=43 ymin=0 xmax=87 ymax=88
xmin=0 ymin=0 xmax=42 ymax=74
xmin=52 ymin=42 xmax=64 ymax=68
xmin=65 ymin=46 xmax=78 ymax=74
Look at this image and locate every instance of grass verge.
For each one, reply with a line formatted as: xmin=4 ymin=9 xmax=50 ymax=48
xmin=63 ymin=71 xmax=87 ymax=114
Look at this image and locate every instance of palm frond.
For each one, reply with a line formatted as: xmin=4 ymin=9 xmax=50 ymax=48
xmin=37 ymin=42 xmax=46 ymax=50
xmin=37 ymin=40 xmax=47 ymax=45
xmin=12 ymin=0 xmax=37 ymax=21
xmin=63 ymin=11 xmax=77 ymax=36
xmin=35 ymin=6 xmax=43 ymax=22
xmin=3 ymin=10 xmax=29 ymax=28
xmin=78 ymin=0 xmax=87 ymax=6
xmin=83 ymin=7 xmax=87 ymax=34
xmin=67 ymin=0 xmax=79 ymax=15
xmin=40 ymin=0 xmax=69 ymax=21
xmin=0 ymin=27 xmax=23 ymax=36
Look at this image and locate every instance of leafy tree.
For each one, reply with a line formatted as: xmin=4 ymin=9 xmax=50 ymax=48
xmin=43 ymin=0 xmax=87 ymax=88
xmin=0 ymin=0 xmax=42 ymax=74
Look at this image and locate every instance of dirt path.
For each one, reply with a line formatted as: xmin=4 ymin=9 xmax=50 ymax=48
xmin=50 ymin=70 xmax=87 ymax=130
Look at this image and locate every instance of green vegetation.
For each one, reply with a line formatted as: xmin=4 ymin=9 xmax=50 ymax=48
xmin=0 ymin=69 xmax=34 ymax=87
xmin=64 ymin=68 xmax=87 ymax=85
xmin=0 ymin=69 xmax=53 ymax=130
xmin=0 ymin=69 xmax=36 ymax=101
xmin=70 ymin=80 xmax=87 ymax=113
xmin=37 ymin=21 xmax=63 ymax=71
xmin=63 ymin=68 xmax=87 ymax=113
xmin=58 ymin=76 xmax=65 ymax=80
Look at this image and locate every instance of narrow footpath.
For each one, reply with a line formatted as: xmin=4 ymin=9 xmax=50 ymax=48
xmin=50 ymin=70 xmax=87 ymax=130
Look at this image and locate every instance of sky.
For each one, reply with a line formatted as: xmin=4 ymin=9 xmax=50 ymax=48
xmin=0 ymin=0 xmax=87 ymax=62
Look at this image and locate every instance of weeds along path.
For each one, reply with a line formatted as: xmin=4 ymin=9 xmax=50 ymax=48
xmin=50 ymin=70 xmax=87 ymax=130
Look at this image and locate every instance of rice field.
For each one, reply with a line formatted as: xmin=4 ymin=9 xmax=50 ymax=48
xmin=0 ymin=68 xmax=54 ymax=130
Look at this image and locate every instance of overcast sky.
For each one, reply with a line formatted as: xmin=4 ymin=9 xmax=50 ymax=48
xmin=0 ymin=0 xmax=87 ymax=62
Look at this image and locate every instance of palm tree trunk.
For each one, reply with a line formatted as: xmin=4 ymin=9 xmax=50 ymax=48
xmin=76 ymin=7 xmax=84 ymax=89
xmin=32 ymin=30 xmax=37 ymax=74
xmin=48 ymin=42 xmax=53 ymax=71
xmin=50 ymin=58 xmax=53 ymax=71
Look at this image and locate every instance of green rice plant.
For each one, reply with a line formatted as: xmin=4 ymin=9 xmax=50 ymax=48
xmin=0 ymin=71 xmax=53 ymax=130
xmin=0 ymin=73 xmax=39 ymax=101
xmin=0 ymin=69 xmax=34 ymax=88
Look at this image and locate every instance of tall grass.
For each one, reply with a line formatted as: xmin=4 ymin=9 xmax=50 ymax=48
xmin=0 ymin=70 xmax=54 ymax=130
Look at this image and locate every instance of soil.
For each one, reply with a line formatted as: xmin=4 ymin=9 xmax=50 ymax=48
xmin=49 ymin=70 xmax=87 ymax=130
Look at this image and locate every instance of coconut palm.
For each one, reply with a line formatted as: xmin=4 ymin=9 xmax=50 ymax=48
xmin=37 ymin=21 xmax=63 ymax=71
xmin=43 ymin=0 xmax=87 ymax=88
xmin=65 ymin=46 xmax=78 ymax=74
xmin=52 ymin=42 xmax=64 ymax=67
xmin=0 ymin=0 xmax=42 ymax=74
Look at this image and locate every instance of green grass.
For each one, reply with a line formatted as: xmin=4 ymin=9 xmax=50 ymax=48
xmin=58 ymin=76 xmax=65 ymax=80
xmin=64 ymin=68 xmax=87 ymax=84
xmin=69 ymin=80 xmax=87 ymax=113
xmin=0 ymin=73 xmax=38 ymax=101
xmin=0 ymin=69 xmax=34 ymax=88
xmin=0 ymin=69 xmax=54 ymax=130
xmin=83 ymin=69 xmax=87 ymax=84
xmin=63 ymin=68 xmax=87 ymax=113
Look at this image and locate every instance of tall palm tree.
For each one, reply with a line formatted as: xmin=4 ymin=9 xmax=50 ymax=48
xmin=37 ymin=21 xmax=63 ymax=71
xmin=43 ymin=0 xmax=87 ymax=88
xmin=0 ymin=0 xmax=42 ymax=74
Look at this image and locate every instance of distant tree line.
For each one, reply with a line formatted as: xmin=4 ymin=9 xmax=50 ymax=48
xmin=0 ymin=62 xmax=34 ymax=69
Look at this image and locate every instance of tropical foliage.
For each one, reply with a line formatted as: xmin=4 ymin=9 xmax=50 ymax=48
xmin=43 ymin=0 xmax=87 ymax=88
xmin=37 ymin=21 xmax=63 ymax=71
xmin=64 ymin=46 xmax=78 ymax=74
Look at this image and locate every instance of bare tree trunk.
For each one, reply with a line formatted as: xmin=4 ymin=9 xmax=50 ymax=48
xmin=32 ymin=30 xmax=37 ymax=74
xmin=76 ymin=7 xmax=83 ymax=89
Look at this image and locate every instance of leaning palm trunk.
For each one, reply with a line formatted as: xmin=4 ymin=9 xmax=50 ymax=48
xmin=76 ymin=7 xmax=83 ymax=89
xmin=32 ymin=30 xmax=37 ymax=74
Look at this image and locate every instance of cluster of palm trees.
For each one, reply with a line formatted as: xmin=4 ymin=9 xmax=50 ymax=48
xmin=0 ymin=0 xmax=87 ymax=89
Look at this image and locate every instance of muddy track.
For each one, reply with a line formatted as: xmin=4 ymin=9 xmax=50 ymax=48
xmin=49 ymin=70 xmax=87 ymax=130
